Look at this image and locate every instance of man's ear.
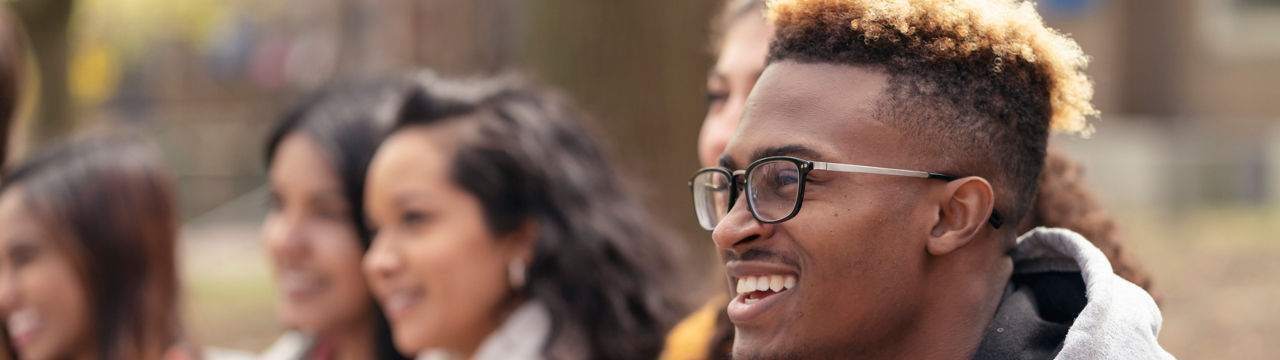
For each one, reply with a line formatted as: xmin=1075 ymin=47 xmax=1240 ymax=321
xmin=927 ymin=176 xmax=995 ymax=256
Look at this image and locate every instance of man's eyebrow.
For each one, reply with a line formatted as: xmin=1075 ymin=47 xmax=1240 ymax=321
xmin=719 ymin=144 xmax=824 ymax=170
xmin=751 ymin=145 xmax=823 ymax=163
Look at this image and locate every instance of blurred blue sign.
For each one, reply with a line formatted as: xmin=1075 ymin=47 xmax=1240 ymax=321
xmin=1040 ymin=0 xmax=1099 ymax=16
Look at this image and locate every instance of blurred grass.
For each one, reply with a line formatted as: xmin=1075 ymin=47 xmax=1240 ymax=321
xmin=1112 ymin=206 xmax=1279 ymax=359
xmin=183 ymin=253 xmax=278 ymax=352
xmin=178 ymin=213 xmax=281 ymax=353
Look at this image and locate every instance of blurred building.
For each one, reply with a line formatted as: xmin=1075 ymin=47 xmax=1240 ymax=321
xmin=1040 ymin=0 xmax=1280 ymax=210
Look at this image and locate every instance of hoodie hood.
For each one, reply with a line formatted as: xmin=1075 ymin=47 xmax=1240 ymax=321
xmin=975 ymin=227 xmax=1175 ymax=360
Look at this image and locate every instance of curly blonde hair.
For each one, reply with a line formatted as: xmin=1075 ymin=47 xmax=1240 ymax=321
xmin=765 ymin=0 xmax=1097 ymax=224
xmin=767 ymin=0 xmax=1096 ymax=134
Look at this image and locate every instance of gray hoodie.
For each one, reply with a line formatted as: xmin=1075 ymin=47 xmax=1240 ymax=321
xmin=973 ymin=227 xmax=1175 ymax=360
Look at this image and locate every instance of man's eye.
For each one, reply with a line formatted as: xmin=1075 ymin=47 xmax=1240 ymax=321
xmin=773 ymin=169 xmax=800 ymax=186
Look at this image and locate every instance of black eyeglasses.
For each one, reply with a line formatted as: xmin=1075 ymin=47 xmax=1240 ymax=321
xmin=689 ymin=156 xmax=1003 ymax=231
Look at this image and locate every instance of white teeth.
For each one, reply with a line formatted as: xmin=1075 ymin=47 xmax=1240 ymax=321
xmin=385 ymin=291 xmax=419 ymax=315
xmin=279 ymin=271 xmax=321 ymax=293
xmin=7 ymin=309 xmax=37 ymax=336
xmin=735 ymin=274 xmax=798 ymax=294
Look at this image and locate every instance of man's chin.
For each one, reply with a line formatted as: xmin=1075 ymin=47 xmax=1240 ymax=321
xmin=732 ymin=331 xmax=805 ymax=360
xmin=731 ymin=347 xmax=805 ymax=360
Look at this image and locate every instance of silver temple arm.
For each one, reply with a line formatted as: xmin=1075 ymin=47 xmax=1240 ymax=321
xmin=812 ymin=161 xmax=932 ymax=178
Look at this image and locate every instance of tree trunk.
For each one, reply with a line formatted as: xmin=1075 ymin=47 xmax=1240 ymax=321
xmin=13 ymin=0 xmax=74 ymax=147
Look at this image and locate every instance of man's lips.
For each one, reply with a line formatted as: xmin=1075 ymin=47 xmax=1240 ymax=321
xmin=725 ymin=260 xmax=799 ymax=285
xmin=725 ymin=260 xmax=799 ymax=323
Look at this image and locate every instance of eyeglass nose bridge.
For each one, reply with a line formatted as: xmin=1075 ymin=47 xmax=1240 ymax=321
xmin=724 ymin=169 xmax=748 ymax=212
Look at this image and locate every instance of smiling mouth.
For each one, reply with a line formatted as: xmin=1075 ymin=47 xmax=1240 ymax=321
xmin=278 ymin=271 xmax=328 ymax=301
xmin=7 ymin=308 xmax=39 ymax=350
xmin=382 ymin=288 xmax=424 ymax=321
xmin=735 ymin=274 xmax=797 ymax=303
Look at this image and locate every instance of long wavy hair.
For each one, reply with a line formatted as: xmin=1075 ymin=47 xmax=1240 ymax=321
xmin=264 ymin=78 xmax=413 ymax=360
xmin=0 ymin=134 xmax=183 ymax=360
xmin=388 ymin=72 xmax=693 ymax=359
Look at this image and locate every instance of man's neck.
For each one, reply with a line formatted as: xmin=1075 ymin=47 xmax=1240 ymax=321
xmin=893 ymin=239 xmax=1013 ymax=359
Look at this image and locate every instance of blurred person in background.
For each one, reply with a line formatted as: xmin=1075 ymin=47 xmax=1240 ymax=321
xmin=661 ymin=0 xmax=1157 ymax=359
xmin=362 ymin=73 xmax=693 ymax=360
xmin=261 ymin=79 xmax=413 ymax=360
xmin=0 ymin=133 xmax=193 ymax=360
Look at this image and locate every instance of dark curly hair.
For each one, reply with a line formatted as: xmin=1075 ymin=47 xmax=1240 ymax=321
xmin=766 ymin=0 xmax=1096 ymax=227
xmin=1019 ymin=148 xmax=1156 ymax=298
xmin=389 ymin=72 xmax=694 ymax=359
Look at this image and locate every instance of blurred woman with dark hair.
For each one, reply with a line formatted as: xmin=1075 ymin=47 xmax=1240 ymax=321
xmin=0 ymin=134 xmax=191 ymax=360
xmin=362 ymin=73 xmax=693 ymax=360
xmin=661 ymin=1 xmax=1157 ymax=359
xmin=260 ymin=79 xmax=413 ymax=360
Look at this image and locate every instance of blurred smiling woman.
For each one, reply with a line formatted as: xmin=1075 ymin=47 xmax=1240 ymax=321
xmin=363 ymin=73 xmax=692 ymax=360
xmin=261 ymin=80 xmax=412 ymax=360
xmin=0 ymin=134 xmax=191 ymax=360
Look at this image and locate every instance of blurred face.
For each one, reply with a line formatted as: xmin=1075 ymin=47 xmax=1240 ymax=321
xmin=714 ymin=62 xmax=940 ymax=358
xmin=699 ymin=14 xmax=773 ymax=167
xmin=0 ymin=189 xmax=93 ymax=360
xmin=263 ymin=133 xmax=374 ymax=333
xmin=363 ymin=125 xmax=525 ymax=355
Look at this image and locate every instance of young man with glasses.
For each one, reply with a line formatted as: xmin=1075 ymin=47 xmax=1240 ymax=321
xmin=688 ymin=0 xmax=1173 ymax=358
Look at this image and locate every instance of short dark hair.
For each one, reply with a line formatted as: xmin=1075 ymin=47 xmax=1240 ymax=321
xmin=765 ymin=0 xmax=1096 ymax=225
xmin=1 ymin=133 xmax=181 ymax=360
xmin=389 ymin=72 xmax=693 ymax=359
xmin=264 ymin=77 xmax=413 ymax=360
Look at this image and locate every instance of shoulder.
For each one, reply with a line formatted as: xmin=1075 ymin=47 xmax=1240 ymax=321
xmin=1013 ymin=228 xmax=1174 ymax=359
xmin=659 ymin=294 xmax=729 ymax=360
xmin=259 ymin=331 xmax=315 ymax=360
